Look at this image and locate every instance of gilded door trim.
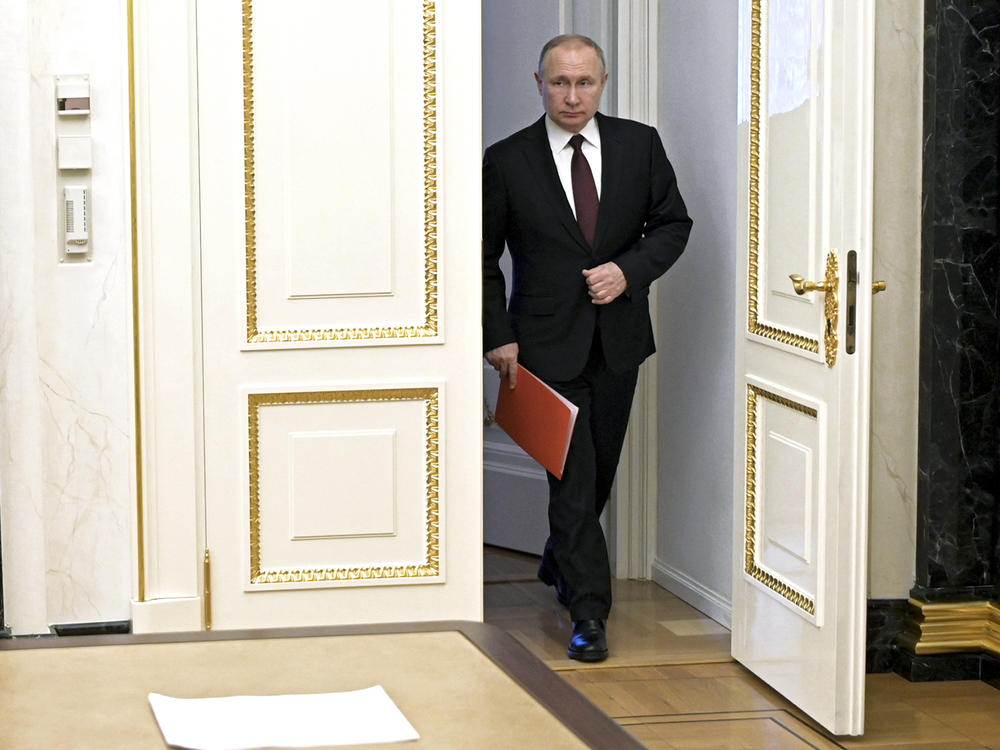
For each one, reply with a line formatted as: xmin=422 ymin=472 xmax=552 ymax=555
xmin=242 ymin=0 xmax=439 ymax=344
xmin=746 ymin=0 xmax=821 ymax=355
xmin=744 ymin=384 xmax=817 ymax=616
xmin=247 ymin=387 xmax=440 ymax=584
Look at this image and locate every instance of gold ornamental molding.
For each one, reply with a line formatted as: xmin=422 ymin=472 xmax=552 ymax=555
xmin=126 ymin=0 xmax=147 ymax=602
xmin=821 ymin=251 xmax=838 ymax=368
xmin=744 ymin=384 xmax=817 ymax=616
xmin=247 ymin=388 xmax=440 ymax=585
xmin=745 ymin=0 xmax=821 ymax=356
xmin=242 ymin=0 xmax=439 ymax=344
xmin=899 ymin=598 xmax=1000 ymax=658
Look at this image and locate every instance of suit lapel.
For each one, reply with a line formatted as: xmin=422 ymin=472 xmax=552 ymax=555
xmin=522 ymin=117 xmax=592 ymax=252
xmin=593 ymin=113 xmax=623 ymax=252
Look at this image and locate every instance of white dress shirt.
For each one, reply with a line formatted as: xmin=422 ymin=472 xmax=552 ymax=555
xmin=544 ymin=115 xmax=602 ymax=219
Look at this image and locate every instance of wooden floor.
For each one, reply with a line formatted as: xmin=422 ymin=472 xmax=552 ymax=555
xmin=483 ymin=546 xmax=1000 ymax=749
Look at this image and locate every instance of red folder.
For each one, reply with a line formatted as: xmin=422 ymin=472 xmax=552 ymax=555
xmin=495 ymin=364 xmax=579 ymax=479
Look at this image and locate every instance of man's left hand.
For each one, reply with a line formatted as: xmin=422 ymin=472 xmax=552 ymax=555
xmin=582 ymin=262 xmax=627 ymax=305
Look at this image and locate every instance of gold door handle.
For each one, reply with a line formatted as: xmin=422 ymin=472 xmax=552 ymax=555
xmin=788 ymin=252 xmax=839 ymax=368
xmin=789 ymin=274 xmax=830 ymax=295
xmin=872 ymin=280 xmax=887 ymax=294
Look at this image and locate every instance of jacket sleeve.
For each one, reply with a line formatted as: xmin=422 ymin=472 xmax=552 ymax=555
xmin=612 ymin=128 xmax=693 ymax=292
xmin=482 ymin=147 xmax=517 ymax=352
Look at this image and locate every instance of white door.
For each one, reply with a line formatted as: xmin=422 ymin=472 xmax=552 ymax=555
xmin=196 ymin=0 xmax=483 ymax=630
xmin=732 ymin=0 xmax=874 ymax=736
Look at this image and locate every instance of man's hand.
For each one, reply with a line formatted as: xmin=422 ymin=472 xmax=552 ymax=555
xmin=486 ymin=342 xmax=519 ymax=389
xmin=582 ymin=262 xmax=627 ymax=304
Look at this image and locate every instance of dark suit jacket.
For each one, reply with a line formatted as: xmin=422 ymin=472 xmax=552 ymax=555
xmin=483 ymin=113 xmax=693 ymax=382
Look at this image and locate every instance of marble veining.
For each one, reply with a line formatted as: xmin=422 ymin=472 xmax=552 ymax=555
xmin=915 ymin=0 xmax=999 ymax=599
xmin=871 ymin=433 xmax=918 ymax=533
xmin=0 ymin=0 xmax=135 ymax=633
xmin=38 ymin=358 xmax=130 ymax=624
xmin=868 ymin=0 xmax=923 ymax=598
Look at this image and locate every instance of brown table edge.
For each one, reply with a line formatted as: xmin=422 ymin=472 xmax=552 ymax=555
xmin=0 ymin=620 xmax=644 ymax=750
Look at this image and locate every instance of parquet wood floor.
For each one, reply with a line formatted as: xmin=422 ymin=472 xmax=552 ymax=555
xmin=483 ymin=546 xmax=1000 ymax=749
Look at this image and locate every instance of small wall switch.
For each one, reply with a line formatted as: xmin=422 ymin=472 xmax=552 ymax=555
xmin=58 ymin=135 xmax=92 ymax=170
xmin=64 ymin=185 xmax=89 ymax=253
xmin=55 ymin=75 xmax=90 ymax=115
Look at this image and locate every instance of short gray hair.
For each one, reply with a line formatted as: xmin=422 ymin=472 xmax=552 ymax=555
xmin=538 ymin=34 xmax=606 ymax=75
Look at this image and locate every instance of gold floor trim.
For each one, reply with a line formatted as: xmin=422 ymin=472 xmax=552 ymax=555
xmin=746 ymin=0 xmax=821 ymax=356
xmin=242 ymin=0 xmax=438 ymax=344
xmin=901 ymin=598 xmax=1000 ymax=658
xmin=744 ymin=384 xmax=817 ymax=616
xmin=247 ymin=388 xmax=440 ymax=584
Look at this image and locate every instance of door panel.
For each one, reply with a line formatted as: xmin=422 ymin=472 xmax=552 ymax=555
xmin=246 ymin=1 xmax=429 ymax=339
xmin=198 ymin=0 xmax=482 ymax=629
xmin=733 ymin=0 xmax=873 ymax=735
xmin=244 ymin=387 xmax=441 ymax=590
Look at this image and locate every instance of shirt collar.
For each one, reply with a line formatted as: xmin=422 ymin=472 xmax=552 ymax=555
xmin=544 ymin=114 xmax=602 ymax=154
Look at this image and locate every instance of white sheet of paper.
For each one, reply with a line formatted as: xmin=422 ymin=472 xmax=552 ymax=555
xmin=148 ymin=685 xmax=419 ymax=750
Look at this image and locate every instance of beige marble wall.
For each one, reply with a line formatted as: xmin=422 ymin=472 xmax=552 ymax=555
xmin=867 ymin=0 xmax=923 ymax=598
xmin=0 ymin=0 xmax=133 ymax=633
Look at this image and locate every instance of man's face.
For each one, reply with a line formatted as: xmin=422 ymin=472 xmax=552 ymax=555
xmin=535 ymin=43 xmax=608 ymax=133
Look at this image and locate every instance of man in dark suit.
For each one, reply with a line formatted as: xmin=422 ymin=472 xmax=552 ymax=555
xmin=483 ymin=34 xmax=691 ymax=662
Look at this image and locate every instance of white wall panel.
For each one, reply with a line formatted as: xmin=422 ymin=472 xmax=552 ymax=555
xmin=0 ymin=0 xmax=134 ymax=633
xmin=867 ymin=0 xmax=921 ymax=598
xmin=654 ymin=0 xmax=739 ymax=617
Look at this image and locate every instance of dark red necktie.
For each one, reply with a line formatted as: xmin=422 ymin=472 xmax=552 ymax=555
xmin=569 ymin=134 xmax=599 ymax=246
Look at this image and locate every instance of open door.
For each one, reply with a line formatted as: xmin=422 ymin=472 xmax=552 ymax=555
xmin=732 ymin=0 xmax=874 ymax=736
xmin=194 ymin=0 xmax=483 ymax=630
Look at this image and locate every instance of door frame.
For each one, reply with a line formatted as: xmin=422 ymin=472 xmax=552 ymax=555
xmin=613 ymin=0 xmax=660 ymax=581
xmin=129 ymin=0 xmax=206 ymax=633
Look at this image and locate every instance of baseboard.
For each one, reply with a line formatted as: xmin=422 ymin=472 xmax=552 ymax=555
xmin=867 ymin=597 xmax=1000 ymax=684
xmin=895 ymin=648 xmax=1000 ymax=687
xmin=131 ymin=596 xmax=203 ymax=633
xmin=651 ymin=557 xmax=732 ymax=629
xmin=483 ymin=440 xmax=547 ymax=481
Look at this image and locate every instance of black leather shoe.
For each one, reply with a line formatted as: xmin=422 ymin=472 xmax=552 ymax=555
xmin=568 ymin=619 xmax=608 ymax=662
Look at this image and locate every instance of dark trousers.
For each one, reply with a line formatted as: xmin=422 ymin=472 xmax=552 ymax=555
xmin=538 ymin=333 xmax=639 ymax=621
